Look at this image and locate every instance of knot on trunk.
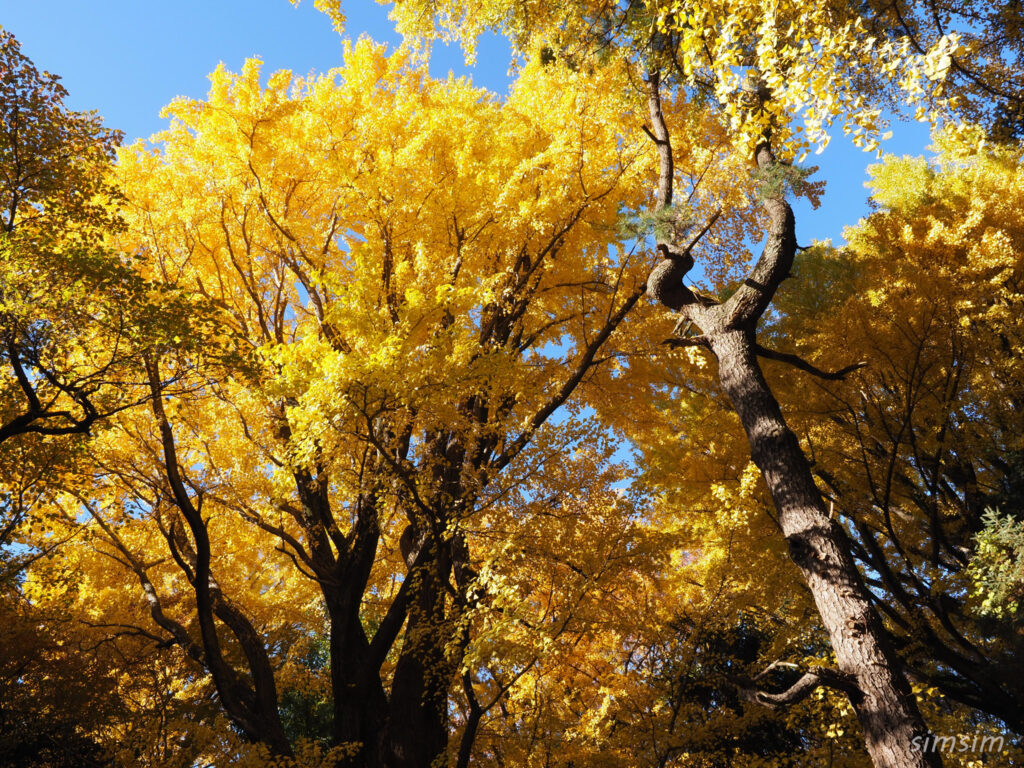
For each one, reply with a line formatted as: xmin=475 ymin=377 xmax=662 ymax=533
xmin=787 ymin=534 xmax=816 ymax=570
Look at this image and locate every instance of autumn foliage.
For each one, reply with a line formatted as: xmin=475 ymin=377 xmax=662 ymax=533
xmin=2 ymin=2 xmax=1024 ymax=766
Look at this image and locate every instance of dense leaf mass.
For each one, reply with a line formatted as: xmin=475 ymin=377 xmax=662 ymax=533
xmin=2 ymin=4 xmax=1023 ymax=767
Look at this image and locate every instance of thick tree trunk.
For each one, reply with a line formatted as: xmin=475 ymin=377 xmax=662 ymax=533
xmin=328 ymin=605 xmax=387 ymax=768
xmin=642 ymin=69 xmax=942 ymax=768
xmin=708 ymin=329 xmax=941 ymax=768
xmin=380 ymin=533 xmax=451 ymax=768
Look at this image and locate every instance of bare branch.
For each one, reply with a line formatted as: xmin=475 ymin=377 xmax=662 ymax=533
xmin=735 ymin=665 xmax=860 ymax=710
xmin=755 ymin=343 xmax=867 ymax=380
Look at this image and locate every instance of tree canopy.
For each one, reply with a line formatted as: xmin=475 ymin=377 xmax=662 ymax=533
xmin=2 ymin=4 xmax=1023 ymax=767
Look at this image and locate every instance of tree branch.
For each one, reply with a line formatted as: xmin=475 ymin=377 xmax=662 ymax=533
xmin=755 ymin=343 xmax=867 ymax=380
xmin=735 ymin=664 xmax=860 ymax=710
xmin=491 ymin=284 xmax=644 ymax=474
xmin=718 ymin=143 xmax=797 ymax=328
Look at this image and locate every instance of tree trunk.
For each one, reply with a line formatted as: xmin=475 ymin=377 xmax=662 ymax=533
xmin=708 ymin=328 xmax=941 ymax=768
xmin=380 ymin=532 xmax=451 ymax=768
xmin=328 ymin=604 xmax=387 ymax=768
xmin=641 ymin=69 xmax=942 ymax=768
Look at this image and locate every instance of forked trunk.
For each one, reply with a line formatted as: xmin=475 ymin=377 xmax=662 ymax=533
xmin=642 ymin=69 xmax=942 ymax=768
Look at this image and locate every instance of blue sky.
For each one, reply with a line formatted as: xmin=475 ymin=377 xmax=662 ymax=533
xmin=4 ymin=0 xmax=933 ymax=245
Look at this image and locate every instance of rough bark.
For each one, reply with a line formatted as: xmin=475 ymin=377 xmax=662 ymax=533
xmin=327 ymin=597 xmax=388 ymax=767
xmin=380 ymin=531 xmax=451 ymax=768
xmin=644 ymin=72 xmax=942 ymax=768
xmin=709 ymin=330 xmax=941 ymax=768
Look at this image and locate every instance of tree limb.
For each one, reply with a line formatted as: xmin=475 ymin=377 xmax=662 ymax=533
xmin=754 ymin=343 xmax=867 ymax=380
xmin=734 ymin=664 xmax=860 ymax=710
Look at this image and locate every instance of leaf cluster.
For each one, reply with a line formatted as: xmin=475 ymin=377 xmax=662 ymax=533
xmin=616 ymin=203 xmax=696 ymax=243
xmin=969 ymin=508 xmax=1024 ymax=622
xmin=751 ymin=162 xmax=822 ymax=205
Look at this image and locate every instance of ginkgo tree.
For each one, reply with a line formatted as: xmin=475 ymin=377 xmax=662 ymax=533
xmin=5 ymin=1 xmax=1024 ymax=765
xmin=375 ymin=1 xmax=1024 ymax=766
xmin=41 ymin=39 xmax=704 ymax=767
xmin=0 ymin=26 xmax=203 ymax=580
xmin=0 ymin=27 xmax=186 ymax=449
xmin=1 ymin=25 xmax=122 ymax=547
xmin=762 ymin=127 xmax=1024 ymax=733
xmin=3 ymin=23 xmax=783 ymax=768
xmin=0 ymin=27 xmax=216 ymax=768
